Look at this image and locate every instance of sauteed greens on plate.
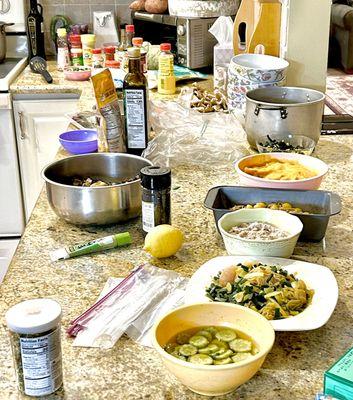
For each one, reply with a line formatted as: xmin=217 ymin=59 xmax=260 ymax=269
xmin=206 ymin=261 xmax=314 ymax=320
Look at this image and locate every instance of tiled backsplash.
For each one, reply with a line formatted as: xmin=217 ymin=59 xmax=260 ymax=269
xmin=41 ymin=0 xmax=132 ymax=55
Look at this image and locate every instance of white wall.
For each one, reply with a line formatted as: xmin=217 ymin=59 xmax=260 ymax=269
xmin=281 ymin=0 xmax=332 ymax=93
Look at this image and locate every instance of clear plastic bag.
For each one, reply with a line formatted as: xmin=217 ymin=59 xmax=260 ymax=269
xmin=142 ymin=96 xmax=248 ymax=168
xmin=70 ymin=264 xmax=187 ymax=349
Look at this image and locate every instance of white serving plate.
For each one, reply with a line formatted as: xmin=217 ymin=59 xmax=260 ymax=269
xmin=184 ymin=256 xmax=338 ymax=331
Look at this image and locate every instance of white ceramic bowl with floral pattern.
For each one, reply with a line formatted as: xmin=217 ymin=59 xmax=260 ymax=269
xmin=218 ymin=209 xmax=303 ymax=258
xmin=229 ymin=54 xmax=289 ymax=83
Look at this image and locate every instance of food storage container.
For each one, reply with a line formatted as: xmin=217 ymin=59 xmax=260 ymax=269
xmin=204 ymin=185 xmax=341 ymax=242
xmin=245 ymin=87 xmax=325 ymax=148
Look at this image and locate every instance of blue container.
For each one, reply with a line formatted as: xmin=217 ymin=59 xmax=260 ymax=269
xmin=59 ymin=129 xmax=98 ymax=154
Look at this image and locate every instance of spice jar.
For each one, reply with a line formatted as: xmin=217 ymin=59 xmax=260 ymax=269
xmin=105 ymin=59 xmax=120 ymax=69
xmin=140 ymin=166 xmax=171 ymax=234
xmin=92 ymin=48 xmax=104 ymax=68
xmin=69 ymin=34 xmax=83 ymax=66
xmin=104 ymin=46 xmax=115 ymax=63
xmin=81 ymin=34 xmax=96 ymax=67
xmin=5 ymin=299 xmax=63 ymax=397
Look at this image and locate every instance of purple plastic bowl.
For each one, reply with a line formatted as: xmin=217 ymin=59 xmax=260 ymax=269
xmin=59 ymin=129 xmax=98 ymax=154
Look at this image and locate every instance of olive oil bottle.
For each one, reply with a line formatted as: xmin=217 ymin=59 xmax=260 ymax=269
xmin=123 ymin=47 xmax=149 ymax=155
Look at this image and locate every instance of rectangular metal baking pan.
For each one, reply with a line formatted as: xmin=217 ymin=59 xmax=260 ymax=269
xmin=204 ymin=186 xmax=341 ymax=242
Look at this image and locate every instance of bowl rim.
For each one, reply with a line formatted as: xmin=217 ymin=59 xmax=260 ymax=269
xmin=230 ymin=54 xmax=289 ymax=71
xmin=235 ymin=153 xmax=329 ymax=183
xmin=41 ymin=152 xmax=153 ymax=189
xmin=218 ymin=208 xmax=303 ymax=243
xmin=152 ymin=302 xmax=275 ymax=371
xmin=59 ymin=129 xmax=98 ymax=144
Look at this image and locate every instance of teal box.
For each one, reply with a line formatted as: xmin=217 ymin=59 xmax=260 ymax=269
xmin=324 ymin=347 xmax=353 ymax=400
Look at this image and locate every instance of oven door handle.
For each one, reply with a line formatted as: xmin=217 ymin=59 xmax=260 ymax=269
xmin=18 ymin=111 xmax=27 ymax=140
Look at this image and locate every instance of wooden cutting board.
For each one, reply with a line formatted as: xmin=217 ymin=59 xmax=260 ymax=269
xmin=248 ymin=0 xmax=282 ymax=56
xmin=233 ymin=0 xmax=281 ymax=56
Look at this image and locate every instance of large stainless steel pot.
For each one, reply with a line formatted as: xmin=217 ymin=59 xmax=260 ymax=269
xmin=245 ymin=87 xmax=325 ymax=148
xmin=42 ymin=153 xmax=153 ymax=225
xmin=0 ymin=22 xmax=14 ymax=63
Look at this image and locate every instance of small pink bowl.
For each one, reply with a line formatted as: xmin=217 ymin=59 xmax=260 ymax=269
xmin=235 ymin=153 xmax=329 ymax=190
xmin=64 ymin=68 xmax=91 ymax=81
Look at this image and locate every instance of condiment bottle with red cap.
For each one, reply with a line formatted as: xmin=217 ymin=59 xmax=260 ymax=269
xmin=158 ymin=43 xmax=176 ymax=95
xmin=125 ymin=24 xmax=135 ymax=48
xmin=132 ymin=37 xmax=147 ymax=73
xmin=92 ymin=48 xmax=104 ymax=68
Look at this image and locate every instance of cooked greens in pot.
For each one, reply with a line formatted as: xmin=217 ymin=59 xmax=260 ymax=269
xmin=205 ymin=261 xmax=314 ymax=320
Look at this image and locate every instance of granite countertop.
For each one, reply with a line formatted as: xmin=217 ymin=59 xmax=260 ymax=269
xmin=2 ymin=64 xmax=353 ymax=399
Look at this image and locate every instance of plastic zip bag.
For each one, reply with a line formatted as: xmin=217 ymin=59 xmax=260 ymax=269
xmin=143 ymin=98 xmax=248 ymax=168
xmin=68 ymin=264 xmax=187 ymax=349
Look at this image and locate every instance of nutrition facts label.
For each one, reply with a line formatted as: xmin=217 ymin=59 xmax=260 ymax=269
xmin=20 ymin=328 xmax=62 ymax=396
xmin=125 ymin=89 xmax=146 ymax=149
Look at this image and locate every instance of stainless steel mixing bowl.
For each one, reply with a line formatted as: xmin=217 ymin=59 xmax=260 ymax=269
xmin=42 ymin=153 xmax=153 ymax=225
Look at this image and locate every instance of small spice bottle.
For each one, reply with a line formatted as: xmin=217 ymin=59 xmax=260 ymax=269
xmin=105 ymin=59 xmax=120 ymax=69
xmin=80 ymin=34 xmax=96 ymax=67
xmin=5 ymin=299 xmax=63 ymax=397
xmin=69 ymin=34 xmax=83 ymax=66
xmin=132 ymin=37 xmax=147 ymax=73
xmin=140 ymin=166 xmax=171 ymax=234
xmin=104 ymin=46 xmax=115 ymax=63
xmin=92 ymin=48 xmax=104 ymax=68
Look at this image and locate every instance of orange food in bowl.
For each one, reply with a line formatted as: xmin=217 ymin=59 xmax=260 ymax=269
xmin=242 ymin=156 xmax=316 ymax=181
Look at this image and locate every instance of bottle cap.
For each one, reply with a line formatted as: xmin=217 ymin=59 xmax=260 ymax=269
xmin=104 ymin=46 xmax=115 ymax=54
xmin=105 ymin=60 xmax=120 ymax=68
xmin=6 ymin=299 xmax=62 ymax=335
xmin=140 ymin=166 xmax=171 ymax=191
xmin=126 ymin=24 xmax=135 ymax=33
xmin=160 ymin=43 xmax=171 ymax=51
xmin=132 ymin=37 xmax=143 ymax=46
xmin=69 ymin=34 xmax=81 ymax=44
xmin=92 ymin=48 xmax=102 ymax=54
xmin=57 ymin=28 xmax=67 ymax=37
xmin=127 ymin=47 xmax=140 ymax=58
xmin=114 ymin=232 xmax=132 ymax=247
xmin=81 ymin=34 xmax=96 ymax=44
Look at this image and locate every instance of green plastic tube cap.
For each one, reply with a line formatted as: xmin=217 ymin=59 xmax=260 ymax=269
xmin=115 ymin=232 xmax=132 ymax=247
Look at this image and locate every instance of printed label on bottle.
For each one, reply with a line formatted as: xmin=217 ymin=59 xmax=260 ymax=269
xmin=124 ymin=89 xmax=146 ymax=149
xmin=142 ymin=201 xmax=155 ymax=232
xmin=20 ymin=328 xmax=62 ymax=396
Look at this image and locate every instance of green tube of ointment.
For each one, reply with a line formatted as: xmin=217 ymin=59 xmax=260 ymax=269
xmin=50 ymin=232 xmax=132 ymax=261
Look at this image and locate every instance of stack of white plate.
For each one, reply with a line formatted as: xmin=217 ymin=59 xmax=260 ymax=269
xmin=227 ymin=54 xmax=289 ymax=112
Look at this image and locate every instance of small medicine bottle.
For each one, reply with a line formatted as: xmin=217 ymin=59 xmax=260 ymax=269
xmin=6 ymin=298 xmax=63 ymax=397
xmin=140 ymin=166 xmax=171 ymax=234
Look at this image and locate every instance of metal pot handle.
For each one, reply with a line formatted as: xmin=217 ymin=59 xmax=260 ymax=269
xmin=254 ymin=104 xmax=288 ymax=119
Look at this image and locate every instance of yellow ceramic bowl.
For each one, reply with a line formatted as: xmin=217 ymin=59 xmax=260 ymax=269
xmin=152 ymin=303 xmax=275 ymax=396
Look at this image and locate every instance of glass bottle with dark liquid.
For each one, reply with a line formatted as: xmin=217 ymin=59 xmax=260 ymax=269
xmin=27 ymin=0 xmax=46 ymax=59
xmin=123 ymin=47 xmax=149 ymax=156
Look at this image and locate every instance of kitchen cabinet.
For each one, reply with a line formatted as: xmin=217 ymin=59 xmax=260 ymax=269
xmin=13 ymin=97 xmax=78 ymax=221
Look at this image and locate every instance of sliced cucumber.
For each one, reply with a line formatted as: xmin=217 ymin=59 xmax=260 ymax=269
xmin=215 ymin=328 xmax=237 ymax=342
xmin=231 ymin=352 xmax=252 ymax=363
xmin=229 ymin=339 xmax=252 ymax=352
xmin=213 ymin=349 xmax=234 ymax=360
xmin=198 ymin=344 xmax=219 ymax=354
xmin=188 ymin=354 xmax=213 ymax=365
xmin=179 ymin=344 xmax=198 ymax=357
xmin=189 ymin=335 xmax=209 ymax=349
xmin=214 ymin=357 xmax=232 ymax=365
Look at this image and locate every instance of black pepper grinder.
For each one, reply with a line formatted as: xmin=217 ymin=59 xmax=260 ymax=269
xmin=140 ymin=166 xmax=171 ymax=234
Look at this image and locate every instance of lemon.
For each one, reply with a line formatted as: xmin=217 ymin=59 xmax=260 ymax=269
xmin=143 ymin=225 xmax=184 ymax=258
